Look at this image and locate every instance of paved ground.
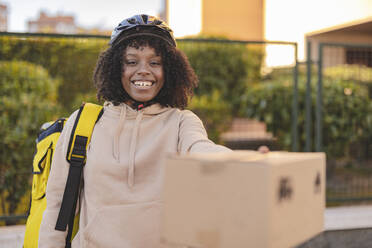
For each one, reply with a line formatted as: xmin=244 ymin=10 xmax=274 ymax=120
xmin=296 ymin=205 xmax=372 ymax=248
xmin=0 ymin=224 xmax=25 ymax=248
xmin=324 ymin=205 xmax=372 ymax=231
xmin=2 ymin=205 xmax=372 ymax=247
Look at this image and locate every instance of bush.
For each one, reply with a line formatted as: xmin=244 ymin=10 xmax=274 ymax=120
xmin=324 ymin=64 xmax=372 ymax=98
xmin=0 ymin=61 xmax=60 ymax=224
xmin=179 ymin=39 xmax=264 ymax=115
xmin=0 ymin=36 xmax=107 ymax=112
xmin=240 ymin=74 xmax=372 ymax=160
xmin=188 ymin=90 xmax=232 ymax=143
xmin=179 ymin=38 xmax=264 ymax=142
xmin=324 ymin=64 xmax=372 ymax=83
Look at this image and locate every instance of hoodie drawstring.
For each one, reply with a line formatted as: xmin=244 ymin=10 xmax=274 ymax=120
xmin=112 ymin=104 xmax=147 ymax=187
xmin=113 ymin=105 xmax=127 ymax=162
xmin=128 ymin=111 xmax=143 ymax=187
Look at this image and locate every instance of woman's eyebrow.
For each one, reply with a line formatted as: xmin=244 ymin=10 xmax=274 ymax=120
xmin=149 ymin=54 xmax=161 ymax=58
xmin=125 ymin=53 xmax=160 ymax=56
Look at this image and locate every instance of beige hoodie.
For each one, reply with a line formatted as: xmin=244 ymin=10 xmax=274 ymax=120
xmin=39 ymin=102 xmax=231 ymax=248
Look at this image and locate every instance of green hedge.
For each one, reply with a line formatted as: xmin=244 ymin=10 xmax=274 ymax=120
xmin=180 ymin=39 xmax=264 ymax=141
xmin=188 ymin=90 xmax=232 ymax=143
xmin=324 ymin=64 xmax=372 ymax=83
xmin=324 ymin=64 xmax=372 ymax=98
xmin=240 ymin=72 xmax=372 ymax=160
xmin=0 ymin=61 xmax=60 ymax=224
xmin=180 ymin=40 xmax=263 ymax=113
xmin=0 ymin=36 xmax=107 ymax=112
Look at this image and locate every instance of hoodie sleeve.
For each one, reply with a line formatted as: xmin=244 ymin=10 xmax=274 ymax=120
xmin=38 ymin=110 xmax=79 ymax=248
xmin=178 ymin=110 xmax=232 ymax=154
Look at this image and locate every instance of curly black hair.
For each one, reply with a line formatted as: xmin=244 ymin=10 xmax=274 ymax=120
xmin=93 ymin=36 xmax=198 ymax=109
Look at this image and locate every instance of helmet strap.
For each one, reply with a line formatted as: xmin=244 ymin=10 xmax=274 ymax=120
xmin=126 ymin=98 xmax=156 ymax=111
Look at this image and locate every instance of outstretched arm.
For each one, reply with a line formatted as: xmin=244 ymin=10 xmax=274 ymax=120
xmin=178 ymin=110 xmax=232 ymax=154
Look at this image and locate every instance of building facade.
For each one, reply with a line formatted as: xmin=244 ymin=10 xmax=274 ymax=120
xmin=0 ymin=3 xmax=7 ymax=31
xmin=165 ymin=0 xmax=264 ymax=40
xmin=201 ymin=0 xmax=264 ymax=40
xmin=306 ymin=17 xmax=372 ymax=68
xmin=27 ymin=11 xmax=77 ymax=34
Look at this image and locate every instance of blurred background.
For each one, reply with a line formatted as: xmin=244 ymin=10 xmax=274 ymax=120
xmin=1 ymin=0 xmax=372 ymax=226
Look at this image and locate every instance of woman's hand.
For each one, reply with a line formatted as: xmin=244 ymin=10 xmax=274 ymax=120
xmin=258 ymin=145 xmax=270 ymax=153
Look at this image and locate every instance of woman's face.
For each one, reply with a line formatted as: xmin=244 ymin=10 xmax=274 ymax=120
xmin=121 ymin=45 xmax=164 ymax=103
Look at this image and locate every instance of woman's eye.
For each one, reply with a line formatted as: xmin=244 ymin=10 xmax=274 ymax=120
xmin=150 ymin=61 xmax=161 ymax=66
xmin=126 ymin=60 xmax=137 ymax=65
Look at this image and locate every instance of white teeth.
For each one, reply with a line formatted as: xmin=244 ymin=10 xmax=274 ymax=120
xmin=134 ymin=81 xmax=153 ymax=87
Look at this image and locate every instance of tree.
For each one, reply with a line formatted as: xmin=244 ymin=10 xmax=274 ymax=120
xmin=0 ymin=61 xmax=60 ymax=224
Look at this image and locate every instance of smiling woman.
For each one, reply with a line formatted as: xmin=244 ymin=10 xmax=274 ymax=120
xmin=37 ymin=14 xmax=232 ymax=248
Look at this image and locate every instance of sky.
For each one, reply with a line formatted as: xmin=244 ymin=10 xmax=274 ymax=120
xmin=265 ymin=0 xmax=372 ymax=42
xmin=6 ymin=0 xmax=164 ymax=32
xmin=166 ymin=0 xmax=372 ymax=64
xmin=265 ymin=0 xmax=372 ymax=64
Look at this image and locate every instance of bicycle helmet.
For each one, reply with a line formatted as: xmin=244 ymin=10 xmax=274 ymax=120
xmin=109 ymin=14 xmax=176 ymax=47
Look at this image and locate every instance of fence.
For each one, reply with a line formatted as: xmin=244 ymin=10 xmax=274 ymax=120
xmin=306 ymin=41 xmax=372 ymax=203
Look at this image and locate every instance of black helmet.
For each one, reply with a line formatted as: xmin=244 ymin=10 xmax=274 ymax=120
xmin=109 ymin=14 xmax=176 ymax=47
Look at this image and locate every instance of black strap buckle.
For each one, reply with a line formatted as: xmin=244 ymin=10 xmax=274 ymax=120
xmin=70 ymin=155 xmax=85 ymax=165
xmin=69 ymin=135 xmax=88 ymax=166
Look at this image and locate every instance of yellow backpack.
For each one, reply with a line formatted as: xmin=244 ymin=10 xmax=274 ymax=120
xmin=23 ymin=103 xmax=103 ymax=248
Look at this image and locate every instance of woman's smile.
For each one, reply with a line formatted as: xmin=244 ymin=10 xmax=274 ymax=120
xmin=132 ymin=80 xmax=154 ymax=89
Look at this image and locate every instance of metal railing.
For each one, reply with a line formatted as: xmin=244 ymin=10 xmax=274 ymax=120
xmin=306 ymin=41 xmax=372 ymax=203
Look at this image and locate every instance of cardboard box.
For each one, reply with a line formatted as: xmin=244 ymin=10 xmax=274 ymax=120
xmin=161 ymin=151 xmax=326 ymax=248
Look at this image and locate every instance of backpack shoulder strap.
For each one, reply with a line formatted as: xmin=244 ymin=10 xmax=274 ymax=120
xmin=66 ymin=102 xmax=104 ymax=163
xmin=55 ymin=103 xmax=103 ymax=246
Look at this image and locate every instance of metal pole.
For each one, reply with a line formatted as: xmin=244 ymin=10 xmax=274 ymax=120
xmin=305 ymin=41 xmax=312 ymax=152
xmin=316 ymin=43 xmax=323 ymax=152
xmin=292 ymin=43 xmax=299 ymax=152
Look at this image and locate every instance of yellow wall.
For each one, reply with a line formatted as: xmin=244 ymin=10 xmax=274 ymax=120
xmin=202 ymin=0 xmax=264 ymax=40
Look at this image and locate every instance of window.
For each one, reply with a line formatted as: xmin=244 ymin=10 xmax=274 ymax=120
xmin=346 ymin=48 xmax=372 ymax=67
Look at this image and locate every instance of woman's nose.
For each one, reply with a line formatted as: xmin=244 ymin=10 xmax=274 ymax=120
xmin=136 ymin=62 xmax=150 ymax=75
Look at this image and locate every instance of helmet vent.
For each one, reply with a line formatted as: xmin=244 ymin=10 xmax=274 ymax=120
xmin=154 ymin=20 xmax=162 ymax=25
xmin=128 ymin=18 xmax=136 ymax=24
xmin=141 ymin=14 xmax=148 ymax=23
